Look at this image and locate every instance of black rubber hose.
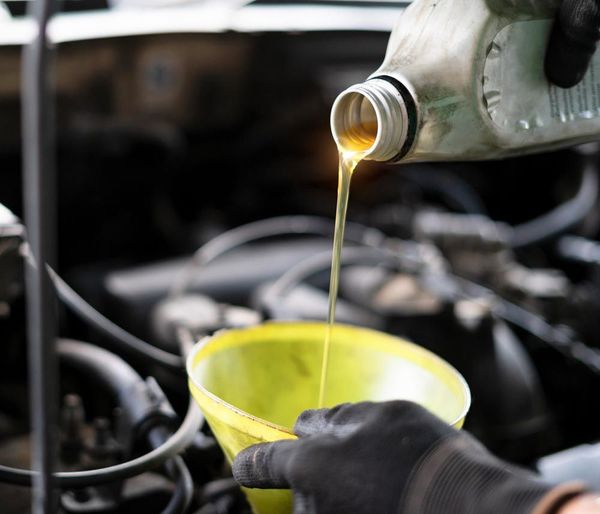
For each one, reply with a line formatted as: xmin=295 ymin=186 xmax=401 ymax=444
xmin=162 ymin=456 xmax=194 ymax=514
xmin=266 ymin=245 xmax=421 ymax=300
xmin=149 ymin=428 xmax=193 ymax=514
xmin=58 ymin=340 xmax=194 ymax=513
xmin=0 ymin=399 xmax=200 ymax=487
xmin=48 ymin=268 xmax=183 ymax=371
xmin=0 ymin=342 xmax=201 ymax=488
xmin=58 ymin=339 xmax=143 ymax=404
xmin=168 ymin=215 xmax=386 ymax=298
xmin=510 ymin=157 xmax=599 ymax=249
xmin=57 ymin=339 xmax=178 ymax=442
xmin=266 ymin=245 xmax=600 ymax=377
xmin=48 ymin=217 xmax=384 ymax=372
xmin=149 ymin=428 xmax=194 ymax=514
xmin=427 ymin=274 xmax=600 ymax=375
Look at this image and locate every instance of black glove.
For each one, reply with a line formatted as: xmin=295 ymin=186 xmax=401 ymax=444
xmin=233 ymin=401 xmax=584 ymax=514
xmin=546 ymin=0 xmax=600 ymax=88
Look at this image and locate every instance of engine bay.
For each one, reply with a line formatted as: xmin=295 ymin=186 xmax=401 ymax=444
xmin=1 ymin=2 xmax=600 ymax=512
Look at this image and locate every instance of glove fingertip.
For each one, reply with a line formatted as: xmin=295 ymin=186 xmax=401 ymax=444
xmin=545 ymin=28 xmax=594 ymax=88
xmin=294 ymin=408 xmax=328 ymax=437
xmin=232 ymin=442 xmax=293 ymax=489
xmin=232 ymin=445 xmax=263 ymax=487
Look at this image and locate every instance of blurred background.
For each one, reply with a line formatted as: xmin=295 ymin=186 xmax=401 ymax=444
xmin=1 ymin=0 xmax=600 ymax=512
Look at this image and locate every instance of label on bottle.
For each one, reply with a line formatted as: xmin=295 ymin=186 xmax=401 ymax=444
xmin=483 ymin=20 xmax=600 ymax=132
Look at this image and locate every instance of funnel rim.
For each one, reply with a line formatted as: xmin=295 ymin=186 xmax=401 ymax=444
xmin=186 ymin=321 xmax=471 ymax=432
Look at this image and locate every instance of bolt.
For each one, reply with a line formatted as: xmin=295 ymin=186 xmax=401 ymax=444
xmin=60 ymin=394 xmax=85 ymax=464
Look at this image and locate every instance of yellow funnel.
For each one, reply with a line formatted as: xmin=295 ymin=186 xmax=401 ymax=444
xmin=187 ymin=322 xmax=470 ymax=514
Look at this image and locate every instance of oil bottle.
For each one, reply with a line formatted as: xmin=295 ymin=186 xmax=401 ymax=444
xmin=331 ymin=0 xmax=600 ymax=163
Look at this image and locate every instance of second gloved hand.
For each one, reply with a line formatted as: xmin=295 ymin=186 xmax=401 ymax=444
xmin=233 ymin=401 xmax=584 ymax=514
xmin=546 ymin=0 xmax=600 ymax=87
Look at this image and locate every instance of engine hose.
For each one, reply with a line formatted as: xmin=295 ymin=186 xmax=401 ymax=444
xmin=48 ymin=267 xmax=183 ymax=371
xmin=149 ymin=427 xmax=194 ymax=514
xmin=267 ymin=245 xmax=418 ymax=299
xmin=510 ymin=157 xmax=599 ymax=249
xmin=0 ymin=346 xmax=202 ymax=488
xmin=47 ymin=217 xmax=384 ymax=372
xmin=58 ymin=339 xmax=144 ymax=407
xmin=162 ymin=456 xmax=194 ymax=514
xmin=47 ymin=217 xmax=384 ymax=371
xmin=57 ymin=340 xmax=195 ymax=513
xmin=168 ymin=215 xmax=386 ymax=298
xmin=0 ymin=403 xmax=201 ymax=488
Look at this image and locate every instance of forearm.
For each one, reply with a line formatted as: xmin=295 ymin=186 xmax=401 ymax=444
xmin=558 ymin=495 xmax=600 ymax=514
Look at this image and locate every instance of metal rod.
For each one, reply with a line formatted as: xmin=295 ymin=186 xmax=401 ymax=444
xmin=22 ymin=0 xmax=58 ymax=511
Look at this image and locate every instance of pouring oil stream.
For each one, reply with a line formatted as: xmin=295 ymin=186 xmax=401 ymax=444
xmin=318 ymin=89 xmax=380 ymax=407
xmin=317 ymin=150 xmax=364 ymax=407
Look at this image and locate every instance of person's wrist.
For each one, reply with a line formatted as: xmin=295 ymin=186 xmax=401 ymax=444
xmin=557 ymin=494 xmax=600 ymax=514
xmin=531 ymin=483 xmax=589 ymax=514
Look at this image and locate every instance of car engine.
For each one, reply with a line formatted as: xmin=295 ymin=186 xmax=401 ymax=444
xmin=0 ymin=1 xmax=599 ymax=512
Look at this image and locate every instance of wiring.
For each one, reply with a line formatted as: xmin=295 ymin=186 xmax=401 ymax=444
xmin=265 ymin=240 xmax=600 ymax=376
xmin=48 ymin=267 xmax=183 ymax=370
xmin=428 ymin=274 xmax=600 ymax=375
xmin=148 ymin=426 xmax=194 ymax=514
xmin=168 ymin=215 xmax=386 ymax=299
xmin=266 ymin=246 xmax=405 ymax=300
xmin=162 ymin=456 xmax=194 ymax=514
xmin=46 ymin=217 xmax=384 ymax=371
xmin=148 ymin=429 xmax=194 ymax=514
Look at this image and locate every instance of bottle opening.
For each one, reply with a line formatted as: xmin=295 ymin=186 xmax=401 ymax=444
xmin=331 ymin=78 xmax=410 ymax=162
xmin=331 ymin=91 xmax=379 ymax=154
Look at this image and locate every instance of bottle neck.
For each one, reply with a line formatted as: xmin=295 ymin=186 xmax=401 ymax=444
xmin=330 ymin=77 xmax=410 ymax=162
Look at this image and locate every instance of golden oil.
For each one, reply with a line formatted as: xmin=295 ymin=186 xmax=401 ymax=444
xmin=318 ymin=104 xmax=378 ymax=407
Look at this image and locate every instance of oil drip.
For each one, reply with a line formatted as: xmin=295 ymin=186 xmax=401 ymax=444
xmin=317 ymin=151 xmax=364 ymax=407
xmin=318 ymin=103 xmax=377 ymax=407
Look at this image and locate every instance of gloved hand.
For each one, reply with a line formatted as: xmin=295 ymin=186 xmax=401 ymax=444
xmin=546 ymin=0 xmax=600 ymax=87
xmin=233 ymin=401 xmax=585 ymax=514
